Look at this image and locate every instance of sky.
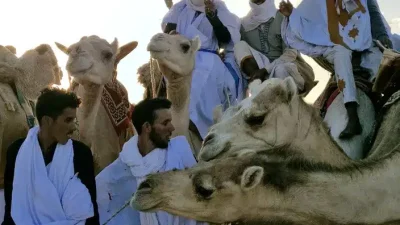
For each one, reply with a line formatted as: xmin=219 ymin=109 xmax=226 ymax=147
xmin=1 ymin=0 xmax=399 ymax=104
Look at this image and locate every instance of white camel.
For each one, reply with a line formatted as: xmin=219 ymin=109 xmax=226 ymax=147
xmin=147 ymin=32 xmax=203 ymax=156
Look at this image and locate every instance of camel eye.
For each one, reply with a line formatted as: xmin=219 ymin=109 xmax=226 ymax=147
xmin=245 ymin=115 xmax=265 ymax=126
xmin=181 ymin=43 xmax=190 ymax=53
xmin=102 ymin=51 xmax=113 ymax=60
xmin=195 ymin=184 xmax=214 ymax=200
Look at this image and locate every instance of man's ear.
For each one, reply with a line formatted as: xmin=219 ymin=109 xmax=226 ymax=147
xmin=142 ymin=122 xmax=152 ymax=133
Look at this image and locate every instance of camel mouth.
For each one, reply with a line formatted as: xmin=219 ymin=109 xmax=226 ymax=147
xmin=130 ymin=191 xmax=161 ymax=212
xmin=68 ymin=64 xmax=94 ymax=78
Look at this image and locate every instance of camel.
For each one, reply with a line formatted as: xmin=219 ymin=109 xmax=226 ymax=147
xmin=199 ymin=77 xmax=353 ymax=166
xmin=55 ymin=36 xmax=138 ymax=174
xmin=312 ymin=57 xmax=376 ymax=160
xmin=199 ymin=66 xmax=400 ymax=166
xmin=0 ymin=44 xmax=61 ymax=188
xmin=147 ymin=32 xmax=203 ymax=156
xmin=131 ymin=146 xmax=400 ymax=224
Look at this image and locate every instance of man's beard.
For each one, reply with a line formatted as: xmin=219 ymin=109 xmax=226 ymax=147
xmin=149 ymin=129 xmax=169 ymax=149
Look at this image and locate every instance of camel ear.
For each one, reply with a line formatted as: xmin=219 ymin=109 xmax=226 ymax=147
xmin=282 ymin=76 xmax=298 ymax=101
xmin=240 ymin=166 xmax=264 ymax=190
xmin=212 ymin=104 xmax=223 ymax=124
xmin=5 ymin=45 xmax=16 ymax=54
xmin=110 ymin=38 xmax=119 ymax=54
xmin=35 ymin=44 xmax=49 ymax=55
xmin=55 ymin=42 xmax=69 ymax=55
xmin=191 ymin=36 xmax=201 ymax=52
xmin=116 ymin=41 xmax=138 ymax=65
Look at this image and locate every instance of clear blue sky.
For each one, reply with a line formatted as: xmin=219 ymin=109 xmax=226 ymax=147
xmin=1 ymin=0 xmax=398 ymax=103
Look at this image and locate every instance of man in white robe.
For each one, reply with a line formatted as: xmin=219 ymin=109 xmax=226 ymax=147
xmin=96 ymin=98 xmax=207 ymax=225
xmin=234 ymin=0 xmax=317 ymax=96
xmin=161 ymin=0 xmax=243 ymax=139
xmin=2 ymin=88 xmax=98 ymax=225
xmin=279 ymin=0 xmax=382 ymax=139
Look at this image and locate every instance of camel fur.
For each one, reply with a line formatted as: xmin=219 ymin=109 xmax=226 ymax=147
xmin=55 ymin=36 xmax=138 ymax=174
xmin=131 ymin=145 xmax=400 ymax=225
xmin=147 ymin=32 xmax=203 ymax=157
xmin=0 ymin=44 xmax=61 ymax=188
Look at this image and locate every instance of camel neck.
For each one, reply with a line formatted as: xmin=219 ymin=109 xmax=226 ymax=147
xmin=291 ymin=100 xmax=352 ymax=166
xmin=76 ymin=83 xmax=103 ymax=144
xmin=166 ymin=74 xmax=192 ymax=137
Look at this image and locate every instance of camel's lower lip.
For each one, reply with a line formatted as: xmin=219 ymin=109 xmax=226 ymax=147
xmin=130 ymin=192 xmax=160 ymax=212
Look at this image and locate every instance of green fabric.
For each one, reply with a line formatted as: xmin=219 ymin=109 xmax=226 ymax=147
xmin=240 ymin=12 xmax=286 ymax=62
xmin=11 ymin=83 xmax=36 ymax=128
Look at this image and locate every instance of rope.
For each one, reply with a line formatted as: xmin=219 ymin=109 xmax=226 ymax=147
xmin=101 ymin=198 xmax=132 ymax=225
xmin=149 ymin=58 xmax=164 ymax=98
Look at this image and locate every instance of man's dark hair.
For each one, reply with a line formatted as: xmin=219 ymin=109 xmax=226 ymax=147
xmin=131 ymin=98 xmax=172 ymax=134
xmin=36 ymin=87 xmax=81 ymax=124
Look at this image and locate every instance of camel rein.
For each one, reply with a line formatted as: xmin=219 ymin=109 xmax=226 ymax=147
xmin=150 ymin=57 xmax=164 ymax=98
xmin=101 ymin=196 xmax=132 ymax=225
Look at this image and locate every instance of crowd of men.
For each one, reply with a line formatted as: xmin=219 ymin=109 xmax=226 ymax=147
xmin=2 ymin=0 xmax=397 ymax=224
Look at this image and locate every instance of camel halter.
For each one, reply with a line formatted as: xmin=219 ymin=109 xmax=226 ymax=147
xmin=149 ymin=57 xmax=164 ymax=98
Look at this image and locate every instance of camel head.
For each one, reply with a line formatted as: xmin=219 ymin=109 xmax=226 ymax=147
xmin=55 ymin=36 xmax=138 ymax=86
xmin=131 ymin=151 xmax=300 ymax=223
xmin=16 ymin=44 xmax=62 ymax=99
xmin=199 ymin=77 xmax=331 ymax=162
xmin=147 ymin=32 xmax=200 ymax=80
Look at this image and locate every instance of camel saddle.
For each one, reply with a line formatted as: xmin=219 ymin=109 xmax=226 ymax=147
xmin=69 ymin=79 xmax=133 ymax=137
xmin=100 ymin=79 xmax=134 ymax=136
xmin=371 ymin=48 xmax=400 ymax=110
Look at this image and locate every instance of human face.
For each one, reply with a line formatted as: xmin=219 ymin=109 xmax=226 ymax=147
xmin=48 ymin=107 xmax=77 ymax=144
xmin=149 ymin=108 xmax=175 ymax=149
xmin=251 ymin=0 xmax=266 ymax=4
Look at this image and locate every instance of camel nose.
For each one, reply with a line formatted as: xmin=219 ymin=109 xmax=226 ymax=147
xmin=138 ymin=180 xmax=153 ymax=191
xmin=203 ymin=133 xmax=215 ymax=146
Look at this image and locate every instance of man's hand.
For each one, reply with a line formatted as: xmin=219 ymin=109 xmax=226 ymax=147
xmin=218 ymin=48 xmax=226 ymax=61
xmin=279 ymin=0 xmax=293 ymax=17
xmin=378 ymin=36 xmax=393 ymax=49
xmin=205 ymin=0 xmax=216 ymax=16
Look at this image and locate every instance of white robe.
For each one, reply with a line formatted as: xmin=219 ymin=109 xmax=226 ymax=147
xmin=162 ymin=0 xmax=243 ymax=138
xmin=11 ymin=126 xmax=94 ymax=225
xmin=96 ymin=135 xmax=206 ymax=225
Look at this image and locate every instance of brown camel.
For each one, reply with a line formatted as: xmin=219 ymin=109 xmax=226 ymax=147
xmin=0 ymin=44 xmax=61 ymax=188
xmin=55 ymin=36 xmax=138 ymax=174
